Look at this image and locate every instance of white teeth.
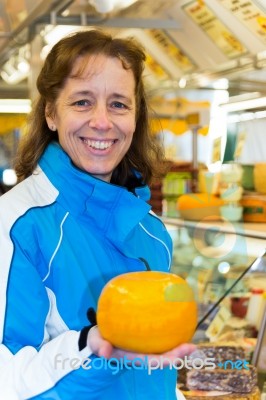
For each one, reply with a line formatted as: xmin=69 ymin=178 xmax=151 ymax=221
xmin=83 ymin=139 xmax=114 ymax=149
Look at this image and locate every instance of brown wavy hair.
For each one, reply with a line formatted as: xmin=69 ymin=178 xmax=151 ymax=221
xmin=14 ymin=29 xmax=166 ymax=186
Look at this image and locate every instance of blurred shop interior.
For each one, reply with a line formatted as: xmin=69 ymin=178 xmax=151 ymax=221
xmin=1 ymin=0 xmax=266 ymax=398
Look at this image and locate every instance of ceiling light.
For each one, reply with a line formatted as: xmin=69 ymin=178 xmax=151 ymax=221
xmin=2 ymin=169 xmax=17 ymax=186
xmin=0 ymin=99 xmax=32 ymax=114
xmin=90 ymin=0 xmax=114 ymax=12
xmin=227 ymin=110 xmax=266 ymax=123
xmin=212 ymin=79 xmax=229 ymax=90
xmin=255 ymin=110 xmax=266 ymax=119
xmin=220 ymin=96 xmax=266 ymax=112
xmin=44 ymin=25 xmax=83 ymax=46
xmin=218 ymin=261 xmax=230 ymax=274
xmin=197 ymin=76 xmax=210 ymax=88
xmin=90 ymin=0 xmax=138 ymax=13
xmin=17 ymin=59 xmax=30 ymax=73
xmin=218 ymin=92 xmax=266 ymax=112
xmin=178 ymin=77 xmax=187 ymax=89
xmin=41 ymin=25 xmax=85 ymax=59
xmin=0 ymin=51 xmax=30 ymax=85
xmin=0 ymin=69 xmax=28 ymax=85
xmin=224 ymin=92 xmax=261 ymax=103
xmin=113 ymin=0 xmax=139 ymax=10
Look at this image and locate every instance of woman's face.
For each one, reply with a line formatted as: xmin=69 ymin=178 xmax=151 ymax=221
xmin=46 ymin=55 xmax=136 ymax=182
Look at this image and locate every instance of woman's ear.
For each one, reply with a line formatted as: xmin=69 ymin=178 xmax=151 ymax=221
xmin=45 ymin=105 xmax=56 ymax=131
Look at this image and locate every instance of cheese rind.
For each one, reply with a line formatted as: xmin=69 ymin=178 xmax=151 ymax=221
xmin=182 ymin=385 xmax=260 ymax=400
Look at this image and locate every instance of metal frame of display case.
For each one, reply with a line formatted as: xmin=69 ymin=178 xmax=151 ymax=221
xmin=197 ymin=252 xmax=266 ymax=328
xmin=252 ymin=290 xmax=266 ymax=391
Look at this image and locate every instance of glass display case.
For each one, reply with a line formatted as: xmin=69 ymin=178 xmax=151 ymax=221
xmin=164 ymin=217 xmax=266 ymax=392
xmin=163 ymin=217 xmax=266 ymax=331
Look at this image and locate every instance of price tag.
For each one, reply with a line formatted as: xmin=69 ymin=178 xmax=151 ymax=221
xmin=220 ymin=0 xmax=266 ymax=44
xmin=234 ymin=131 xmax=246 ymax=160
xmin=206 ymin=305 xmax=232 ymax=340
xmin=148 ymin=29 xmax=196 ymax=73
xmin=211 ymin=137 xmax=222 ymax=163
xmin=183 ymin=0 xmax=247 ymax=58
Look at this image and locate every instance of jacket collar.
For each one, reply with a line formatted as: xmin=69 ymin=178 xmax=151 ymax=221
xmin=38 ymin=142 xmax=151 ymax=242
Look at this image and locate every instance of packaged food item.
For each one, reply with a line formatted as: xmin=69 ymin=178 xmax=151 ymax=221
xmin=220 ymin=163 xmax=243 ymax=184
xmin=219 ymin=164 xmax=244 ymax=222
xmin=219 ymin=184 xmax=243 ymax=202
xmin=245 ymin=288 xmax=265 ymax=330
xmin=220 ymin=204 xmax=243 ymax=222
xmin=230 ymin=294 xmax=249 ymax=318
xmin=186 ymin=366 xmax=257 ymax=393
xmin=241 ymin=165 xmax=254 ymax=191
xmin=241 ymin=194 xmax=266 ymax=222
xmin=198 ymin=169 xmax=220 ymax=195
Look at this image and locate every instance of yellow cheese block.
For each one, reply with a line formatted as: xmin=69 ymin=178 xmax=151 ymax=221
xmin=177 ymin=193 xmax=224 ymax=221
xmin=254 ymin=163 xmax=266 ymax=194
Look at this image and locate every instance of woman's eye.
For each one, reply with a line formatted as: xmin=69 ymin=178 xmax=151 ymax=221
xmin=74 ymin=99 xmax=89 ymax=106
xmin=112 ymin=101 xmax=127 ymax=109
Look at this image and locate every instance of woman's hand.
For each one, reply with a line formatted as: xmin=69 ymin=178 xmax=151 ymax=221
xmin=87 ymin=325 xmax=197 ymax=366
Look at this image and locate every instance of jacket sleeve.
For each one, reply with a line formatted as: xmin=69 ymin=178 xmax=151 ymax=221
xmin=0 ymin=332 xmax=91 ymax=399
xmin=0 ymin=223 xmax=121 ymax=399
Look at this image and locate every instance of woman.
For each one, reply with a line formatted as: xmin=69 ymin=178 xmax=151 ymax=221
xmin=0 ymin=29 xmax=195 ymax=399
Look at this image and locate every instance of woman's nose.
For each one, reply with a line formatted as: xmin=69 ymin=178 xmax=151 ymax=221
xmin=89 ymin=105 xmax=113 ymax=130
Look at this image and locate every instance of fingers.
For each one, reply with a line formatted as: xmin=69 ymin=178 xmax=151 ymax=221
xmin=165 ymin=343 xmax=197 ymax=359
xmin=111 ymin=343 xmax=198 ymax=365
xmin=111 ymin=348 xmax=145 ymax=360
xmin=87 ymin=326 xmax=113 ymax=358
xmin=98 ymin=341 xmax=114 ymax=358
xmin=87 ymin=327 xmax=197 ymax=367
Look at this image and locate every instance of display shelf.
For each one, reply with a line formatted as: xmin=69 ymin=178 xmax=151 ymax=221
xmin=163 ymin=217 xmax=266 ymax=240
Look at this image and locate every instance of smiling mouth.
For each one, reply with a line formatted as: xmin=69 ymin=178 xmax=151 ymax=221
xmin=81 ymin=138 xmax=116 ymax=150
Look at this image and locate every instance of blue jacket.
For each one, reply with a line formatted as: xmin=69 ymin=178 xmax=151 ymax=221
xmin=0 ymin=142 xmax=176 ymax=399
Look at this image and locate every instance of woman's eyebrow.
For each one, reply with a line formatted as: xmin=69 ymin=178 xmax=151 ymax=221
xmin=111 ymin=93 xmax=133 ymax=104
xmin=68 ymin=91 xmax=133 ymax=104
xmin=67 ymin=90 xmax=94 ymax=100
